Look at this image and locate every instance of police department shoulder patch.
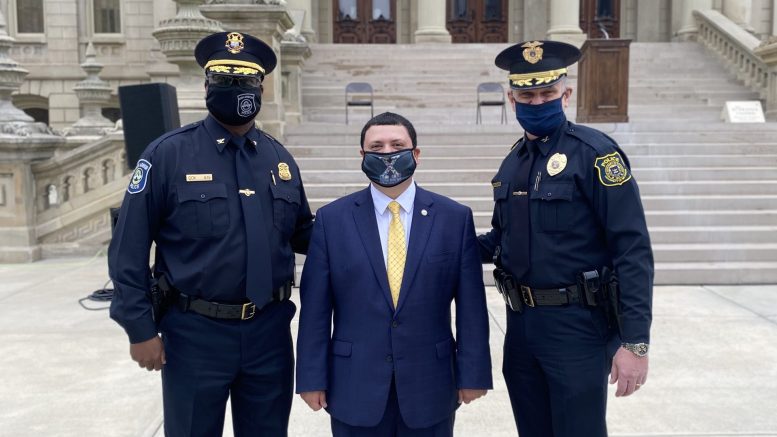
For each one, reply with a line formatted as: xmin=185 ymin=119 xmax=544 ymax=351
xmin=594 ymin=152 xmax=631 ymax=187
xmin=127 ymin=159 xmax=152 ymax=194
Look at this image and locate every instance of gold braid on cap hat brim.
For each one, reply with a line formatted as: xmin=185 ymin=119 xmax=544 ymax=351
xmin=204 ymin=59 xmax=266 ymax=76
xmin=509 ymin=68 xmax=567 ymax=87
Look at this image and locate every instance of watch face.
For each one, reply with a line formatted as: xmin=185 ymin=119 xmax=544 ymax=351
xmin=636 ymin=344 xmax=648 ymax=355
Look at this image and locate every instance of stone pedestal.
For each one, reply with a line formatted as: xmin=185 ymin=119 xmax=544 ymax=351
xmin=754 ymin=39 xmax=777 ymax=120
xmin=153 ymin=0 xmax=223 ymax=125
xmin=676 ymin=0 xmax=713 ymax=41
xmin=286 ymin=0 xmax=316 ymax=42
xmin=722 ymin=0 xmax=754 ymax=33
xmin=64 ymin=42 xmax=115 ymax=138
xmin=547 ymin=0 xmax=585 ymax=47
xmin=201 ymin=4 xmax=294 ymax=139
xmin=281 ymin=39 xmax=311 ymax=125
xmin=414 ymin=0 xmax=451 ymax=43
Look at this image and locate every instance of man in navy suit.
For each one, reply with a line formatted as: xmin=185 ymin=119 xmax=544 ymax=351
xmin=296 ymin=112 xmax=493 ymax=437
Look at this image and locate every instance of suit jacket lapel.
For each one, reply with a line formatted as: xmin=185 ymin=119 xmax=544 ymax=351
xmin=352 ymin=187 xmax=394 ymax=311
xmin=395 ymin=186 xmax=435 ymax=315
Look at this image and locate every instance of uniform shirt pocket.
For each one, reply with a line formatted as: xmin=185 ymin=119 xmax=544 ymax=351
xmin=531 ymin=181 xmax=575 ymax=233
xmin=492 ymin=182 xmax=510 ymax=228
xmin=176 ymin=183 xmax=230 ymax=238
xmin=271 ymin=183 xmax=301 ymax=238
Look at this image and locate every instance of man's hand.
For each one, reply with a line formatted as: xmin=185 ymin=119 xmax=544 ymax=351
xmin=300 ymin=391 xmax=328 ymax=411
xmin=458 ymin=389 xmax=488 ymax=404
xmin=610 ymin=346 xmax=649 ymax=397
xmin=130 ymin=336 xmax=165 ymax=371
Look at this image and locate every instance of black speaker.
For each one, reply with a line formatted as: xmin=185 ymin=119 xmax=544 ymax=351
xmin=118 ymin=83 xmax=180 ymax=170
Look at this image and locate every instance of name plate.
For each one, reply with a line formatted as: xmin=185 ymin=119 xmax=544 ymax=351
xmin=721 ymin=101 xmax=765 ymax=123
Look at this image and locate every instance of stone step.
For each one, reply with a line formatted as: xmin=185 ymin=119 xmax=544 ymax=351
xmin=648 ymin=226 xmax=777 ymax=244
xmin=294 ymin=155 xmax=777 ymax=170
xmin=645 ymin=210 xmax=777 ymax=227
xmin=651 ymin=244 xmax=777 ymax=262
xmin=302 ymin=180 xmax=777 ymax=198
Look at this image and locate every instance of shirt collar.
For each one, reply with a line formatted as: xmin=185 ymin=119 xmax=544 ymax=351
xmin=518 ymin=120 xmax=568 ymax=157
xmin=203 ymin=115 xmax=261 ymax=152
xmin=370 ymin=181 xmax=416 ymax=216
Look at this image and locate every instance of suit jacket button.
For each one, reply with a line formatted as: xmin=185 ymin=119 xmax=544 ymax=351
xmin=386 ymin=355 xmax=393 ymax=362
xmin=392 ymin=321 xmax=398 ymax=328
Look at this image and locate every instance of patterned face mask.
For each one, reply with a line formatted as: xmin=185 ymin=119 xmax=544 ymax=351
xmin=361 ymin=149 xmax=417 ymax=188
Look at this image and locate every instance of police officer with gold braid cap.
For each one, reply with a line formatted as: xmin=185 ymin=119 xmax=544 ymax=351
xmin=109 ymin=31 xmax=313 ymax=436
xmin=478 ymin=40 xmax=654 ymax=436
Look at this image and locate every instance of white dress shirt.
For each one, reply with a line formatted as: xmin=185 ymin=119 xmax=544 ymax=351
xmin=370 ymin=181 xmax=415 ymax=268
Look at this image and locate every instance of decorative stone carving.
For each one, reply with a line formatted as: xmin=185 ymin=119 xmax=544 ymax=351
xmin=63 ymin=42 xmax=115 ymax=137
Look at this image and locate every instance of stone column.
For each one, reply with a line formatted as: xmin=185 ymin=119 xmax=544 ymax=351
xmin=0 ymin=10 xmax=64 ymax=262
xmin=286 ymin=0 xmax=316 ymax=42
xmin=676 ymin=0 xmax=713 ymax=41
xmin=281 ymin=36 xmax=311 ymax=125
xmin=201 ymin=2 xmax=294 ymax=139
xmin=636 ymin=0 xmax=662 ymax=42
xmin=63 ymin=42 xmax=115 ymax=138
xmin=414 ymin=0 xmax=451 ymax=43
xmin=152 ymin=0 xmax=223 ymax=125
xmin=147 ymin=0 xmax=179 ymax=81
xmin=546 ymin=0 xmax=585 ymax=47
xmin=754 ymin=40 xmax=777 ymax=120
xmin=722 ymin=0 xmax=754 ymax=33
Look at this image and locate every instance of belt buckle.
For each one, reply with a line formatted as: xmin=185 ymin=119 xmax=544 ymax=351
xmin=241 ymin=302 xmax=256 ymax=320
xmin=520 ymin=285 xmax=535 ymax=308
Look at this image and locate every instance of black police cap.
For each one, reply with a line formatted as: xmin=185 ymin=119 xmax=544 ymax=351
xmin=495 ymin=40 xmax=581 ymax=90
xmin=195 ymin=31 xmax=277 ymax=77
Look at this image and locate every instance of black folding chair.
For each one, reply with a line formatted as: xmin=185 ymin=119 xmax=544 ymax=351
xmin=476 ymin=82 xmax=507 ymax=124
xmin=345 ymin=82 xmax=374 ymax=124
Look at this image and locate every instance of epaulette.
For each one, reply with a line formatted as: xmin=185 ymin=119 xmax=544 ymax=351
xmin=564 ymin=123 xmax=619 ymax=156
xmin=262 ymin=131 xmax=285 ymax=148
xmin=145 ymin=121 xmax=201 ymax=155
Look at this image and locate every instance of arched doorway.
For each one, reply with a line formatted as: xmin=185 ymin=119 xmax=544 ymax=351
xmin=333 ymin=0 xmax=396 ymax=44
xmin=446 ymin=0 xmax=507 ymax=43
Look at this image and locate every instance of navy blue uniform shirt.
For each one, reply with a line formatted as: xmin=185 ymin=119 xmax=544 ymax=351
xmin=479 ymin=121 xmax=654 ymax=343
xmin=109 ymin=115 xmax=313 ymax=344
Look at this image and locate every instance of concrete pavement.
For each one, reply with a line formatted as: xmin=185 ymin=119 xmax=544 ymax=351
xmin=0 ymin=255 xmax=775 ymax=436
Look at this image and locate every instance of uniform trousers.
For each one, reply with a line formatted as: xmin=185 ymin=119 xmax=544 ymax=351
xmin=160 ymin=300 xmax=296 ymax=437
xmin=503 ymin=303 xmax=617 ymax=437
xmin=330 ymin=378 xmax=455 ymax=437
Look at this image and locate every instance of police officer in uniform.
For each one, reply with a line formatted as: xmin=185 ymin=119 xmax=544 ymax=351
xmin=108 ymin=32 xmax=313 ymax=437
xmin=479 ymin=41 xmax=654 ymax=436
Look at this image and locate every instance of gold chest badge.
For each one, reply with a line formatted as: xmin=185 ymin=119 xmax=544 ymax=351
xmin=225 ymin=32 xmax=245 ymax=54
xmin=546 ymin=153 xmax=567 ymax=177
xmin=278 ymin=163 xmax=292 ymax=181
xmin=521 ymin=41 xmax=544 ymax=65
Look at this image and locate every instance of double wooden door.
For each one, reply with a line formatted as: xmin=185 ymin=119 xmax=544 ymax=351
xmin=446 ymin=0 xmax=507 ymax=43
xmin=333 ymin=0 xmax=396 ymax=44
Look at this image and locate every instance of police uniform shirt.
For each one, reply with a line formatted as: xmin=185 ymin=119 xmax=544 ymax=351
xmin=479 ymin=120 xmax=654 ymax=344
xmin=109 ymin=115 xmax=314 ymax=343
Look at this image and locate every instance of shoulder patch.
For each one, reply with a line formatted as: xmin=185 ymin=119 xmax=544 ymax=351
xmin=127 ymin=159 xmax=152 ymax=194
xmin=595 ymin=152 xmax=631 ymax=187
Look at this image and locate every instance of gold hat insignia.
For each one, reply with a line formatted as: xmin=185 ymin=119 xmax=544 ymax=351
xmin=521 ymin=41 xmax=544 ymax=65
xmin=278 ymin=163 xmax=292 ymax=181
xmin=547 ymin=153 xmax=567 ymax=177
xmin=225 ymin=32 xmax=245 ymax=54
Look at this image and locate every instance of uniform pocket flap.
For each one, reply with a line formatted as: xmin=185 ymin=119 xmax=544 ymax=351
xmin=177 ymin=183 xmax=228 ymax=203
xmin=435 ymin=338 xmax=454 ymax=359
xmin=271 ymin=184 xmax=301 ymax=205
xmin=331 ymin=340 xmax=352 ymax=357
xmin=492 ymin=182 xmax=509 ymax=201
xmin=537 ymin=181 xmax=574 ymax=201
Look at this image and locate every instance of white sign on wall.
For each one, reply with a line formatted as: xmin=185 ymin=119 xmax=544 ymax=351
xmin=721 ymin=101 xmax=766 ymax=123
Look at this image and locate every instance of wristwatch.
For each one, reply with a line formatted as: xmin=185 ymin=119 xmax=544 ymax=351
xmin=622 ymin=343 xmax=649 ymax=357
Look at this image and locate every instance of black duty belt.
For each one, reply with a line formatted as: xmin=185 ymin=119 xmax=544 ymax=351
xmin=518 ymin=284 xmax=580 ymax=307
xmin=175 ymin=282 xmax=292 ymax=320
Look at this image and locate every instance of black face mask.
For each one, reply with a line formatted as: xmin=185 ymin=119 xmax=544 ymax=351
xmin=361 ymin=149 xmax=417 ymax=187
xmin=206 ymin=83 xmax=261 ymax=126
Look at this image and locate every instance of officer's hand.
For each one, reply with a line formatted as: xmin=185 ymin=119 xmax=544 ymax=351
xmin=129 ymin=336 xmax=166 ymax=371
xmin=610 ymin=346 xmax=648 ymax=397
xmin=458 ymin=389 xmax=488 ymax=404
xmin=300 ymin=391 xmax=327 ymax=411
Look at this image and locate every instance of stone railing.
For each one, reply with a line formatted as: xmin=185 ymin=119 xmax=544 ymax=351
xmin=694 ymin=9 xmax=768 ymax=98
xmin=31 ymin=132 xmax=129 ymax=255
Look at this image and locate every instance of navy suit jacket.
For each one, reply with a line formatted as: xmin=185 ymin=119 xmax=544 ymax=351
xmin=296 ymin=185 xmax=492 ymax=428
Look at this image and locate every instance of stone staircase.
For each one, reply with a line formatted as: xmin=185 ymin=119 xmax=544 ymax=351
xmin=287 ymin=42 xmax=777 ymax=285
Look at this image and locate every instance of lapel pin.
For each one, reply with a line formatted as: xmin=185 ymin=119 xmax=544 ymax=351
xmin=217 ymin=138 xmax=225 ymax=145
xmin=421 ymin=209 xmax=428 ymax=216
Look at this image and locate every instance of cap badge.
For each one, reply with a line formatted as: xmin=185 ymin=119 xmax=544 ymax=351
xmin=225 ymin=32 xmax=245 ymax=54
xmin=521 ymin=41 xmax=544 ymax=65
xmin=278 ymin=162 xmax=292 ymax=181
xmin=547 ymin=153 xmax=567 ymax=177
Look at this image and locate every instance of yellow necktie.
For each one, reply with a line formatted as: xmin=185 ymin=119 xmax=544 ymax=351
xmin=387 ymin=201 xmax=406 ymax=308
